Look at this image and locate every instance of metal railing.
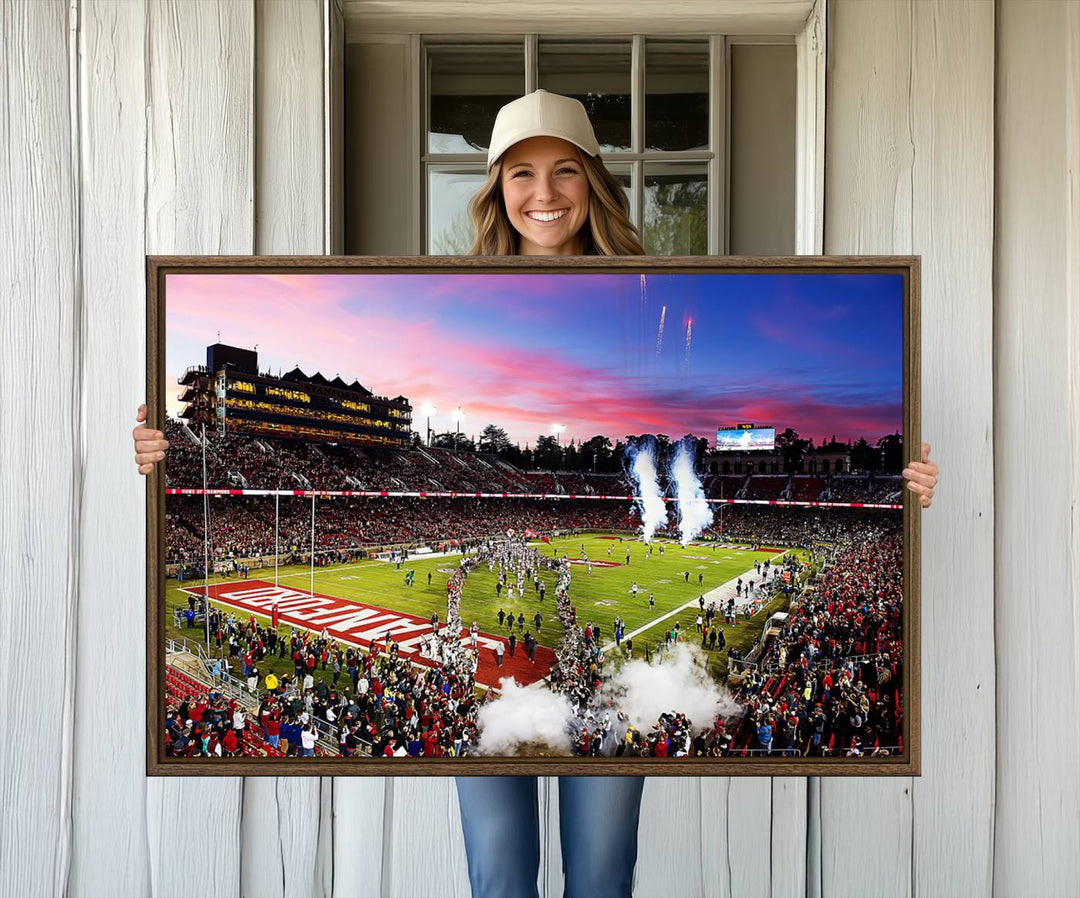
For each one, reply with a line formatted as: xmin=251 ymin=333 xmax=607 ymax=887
xmin=729 ymin=747 xmax=804 ymax=757
xmin=165 ymin=636 xmax=340 ymax=751
xmin=166 ymin=635 xmax=253 ymax=706
xmin=727 ymin=657 xmax=759 ymax=675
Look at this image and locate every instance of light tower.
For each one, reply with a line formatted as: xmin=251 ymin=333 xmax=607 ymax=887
xmin=452 ymin=407 xmax=466 ymax=451
xmin=421 ymin=402 xmax=436 ymax=447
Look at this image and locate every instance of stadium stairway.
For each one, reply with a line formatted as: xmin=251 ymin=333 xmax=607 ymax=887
xmin=179 ymin=421 xmax=203 ymax=446
xmin=780 ymin=475 xmax=794 ymax=500
xmin=736 ymin=475 xmax=751 ymax=499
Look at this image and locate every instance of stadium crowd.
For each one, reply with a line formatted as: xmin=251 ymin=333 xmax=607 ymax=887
xmin=165 ymin=419 xmax=611 ymax=495
xmin=168 ymin=508 xmax=905 ymax=762
xmin=167 ymin=495 xmax=637 ymax=566
xmin=725 ymin=525 xmax=904 ymax=757
xmin=164 ymin=413 xmax=909 ymax=762
xmin=168 ymin=497 xmax=897 ymax=573
xmin=166 ymin=598 xmax=487 ymax=758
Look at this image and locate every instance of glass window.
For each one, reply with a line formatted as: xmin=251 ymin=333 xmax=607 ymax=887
xmin=645 ymin=40 xmax=709 ymax=152
xmin=605 ymin=163 xmax=634 ymax=214
xmin=428 ymin=167 xmax=488 ymax=255
xmin=643 ymin=162 xmax=708 ymax=255
xmin=538 ymin=40 xmax=632 ymax=153
xmin=427 ymin=44 xmax=525 ymax=154
xmin=416 ymin=35 xmax=794 ymax=256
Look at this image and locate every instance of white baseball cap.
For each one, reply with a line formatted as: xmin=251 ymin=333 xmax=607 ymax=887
xmin=486 ymin=90 xmax=600 ymax=169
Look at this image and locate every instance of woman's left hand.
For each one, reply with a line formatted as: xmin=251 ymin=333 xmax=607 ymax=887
xmin=902 ymin=442 xmax=938 ymax=508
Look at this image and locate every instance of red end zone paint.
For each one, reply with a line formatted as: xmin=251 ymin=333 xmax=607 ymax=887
xmin=187 ymin=579 xmax=554 ymax=688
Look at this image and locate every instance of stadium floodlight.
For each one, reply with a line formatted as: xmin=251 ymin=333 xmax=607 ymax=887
xmin=421 ymin=402 xmax=437 ymax=446
xmin=452 ymin=407 xmax=465 ymax=451
xmin=551 ymin=423 xmax=566 ymax=446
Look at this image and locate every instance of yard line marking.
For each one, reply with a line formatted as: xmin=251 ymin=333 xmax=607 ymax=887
xmin=599 ymin=549 xmax=790 ymax=652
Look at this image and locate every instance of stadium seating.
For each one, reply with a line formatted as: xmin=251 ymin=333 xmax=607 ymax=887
xmin=743 ymin=475 xmax=788 ymax=500
xmin=789 ymin=476 xmax=825 ymax=501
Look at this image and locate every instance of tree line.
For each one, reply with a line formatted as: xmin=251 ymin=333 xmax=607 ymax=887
xmin=418 ymin=424 xmax=905 ymax=476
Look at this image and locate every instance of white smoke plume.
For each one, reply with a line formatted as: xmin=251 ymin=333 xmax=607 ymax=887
xmin=603 ymin=642 xmax=741 ymax=734
xmin=669 ymin=438 xmax=714 ymax=545
xmin=625 ymin=439 xmax=668 ymax=542
xmin=475 ymin=677 xmax=576 ymax=756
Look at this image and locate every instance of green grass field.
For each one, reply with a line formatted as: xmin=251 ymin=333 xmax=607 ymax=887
xmin=166 ymin=533 xmax=799 ymax=682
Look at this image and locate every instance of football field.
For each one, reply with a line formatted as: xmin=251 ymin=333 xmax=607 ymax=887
xmin=166 ymin=533 xmax=798 ymax=681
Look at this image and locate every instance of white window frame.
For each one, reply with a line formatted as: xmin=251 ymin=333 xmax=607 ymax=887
xmin=403 ymin=0 xmax=825 ymax=256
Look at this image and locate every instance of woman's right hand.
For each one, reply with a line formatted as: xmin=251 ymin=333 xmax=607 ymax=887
xmin=133 ymin=403 xmax=169 ymax=474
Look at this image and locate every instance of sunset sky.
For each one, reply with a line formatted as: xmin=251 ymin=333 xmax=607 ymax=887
xmin=165 ymin=270 xmax=904 ymax=447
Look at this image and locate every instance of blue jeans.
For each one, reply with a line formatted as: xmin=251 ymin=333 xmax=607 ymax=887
xmin=455 ymin=776 xmax=645 ymax=898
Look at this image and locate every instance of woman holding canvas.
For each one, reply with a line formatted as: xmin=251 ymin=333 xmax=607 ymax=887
xmin=133 ymin=90 xmax=938 ymax=898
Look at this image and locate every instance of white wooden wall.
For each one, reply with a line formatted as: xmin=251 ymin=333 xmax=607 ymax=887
xmin=1 ymin=1 xmax=1077 ymax=896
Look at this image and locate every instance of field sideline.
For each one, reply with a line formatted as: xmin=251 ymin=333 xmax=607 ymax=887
xmin=166 ymin=533 xmax=798 ymax=680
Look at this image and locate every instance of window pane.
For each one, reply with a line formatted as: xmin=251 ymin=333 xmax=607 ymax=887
xmin=645 ymin=40 xmax=709 ymax=152
xmin=428 ymin=167 xmax=487 ymax=254
xmin=538 ymin=40 xmax=632 ymax=153
xmin=603 ymin=163 xmax=634 ymax=218
xmin=428 ymin=44 xmax=524 ymax=154
xmin=643 ymin=163 xmax=707 ymax=255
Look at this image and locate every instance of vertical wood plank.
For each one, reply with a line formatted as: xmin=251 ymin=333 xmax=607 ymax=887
xmin=242 ymin=778 xmax=327 ymax=898
xmin=825 ymin=3 xmax=998 ymax=898
xmin=383 ymin=778 xmax=471 ymax=898
xmin=145 ymin=1 xmax=255 ymax=893
xmin=698 ymin=777 xmax=798 ymax=898
xmin=770 ymin=777 xmax=808 ymax=897
xmin=725 ymin=779 xmax=777 ymax=897
xmin=242 ymin=2 xmax=329 ymax=896
xmin=332 ymin=778 xmax=388 ymax=898
xmin=254 ymin=0 xmax=324 ymax=256
xmin=69 ymin=1 xmax=152 ymax=894
xmin=698 ymin=778 xmax=733 ymax=898
xmin=0 ymin=1 xmax=78 ymax=895
xmin=994 ymin=2 xmax=1080 ymax=894
xmin=822 ymin=3 xmax=915 ymax=894
xmin=636 ymin=779 xmax=706 ymax=897
xmin=908 ymin=3 xmax=995 ymax=896
xmin=145 ymin=0 xmax=255 ymax=258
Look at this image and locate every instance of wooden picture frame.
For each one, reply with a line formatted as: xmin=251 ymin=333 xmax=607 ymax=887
xmin=147 ymin=255 xmax=920 ymax=776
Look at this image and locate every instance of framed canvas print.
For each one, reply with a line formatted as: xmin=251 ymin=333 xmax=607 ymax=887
xmin=146 ymin=256 xmax=920 ymax=776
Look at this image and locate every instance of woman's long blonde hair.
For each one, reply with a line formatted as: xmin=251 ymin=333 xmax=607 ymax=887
xmin=468 ymin=150 xmax=645 ymax=256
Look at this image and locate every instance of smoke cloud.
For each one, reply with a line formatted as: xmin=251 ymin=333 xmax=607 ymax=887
xmin=669 ymin=438 xmax=714 ymax=545
xmin=603 ymin=642 xmax=741 ymax=734
xmin=475 ymin=677 xmax=576 ymax=756
xmin=625 ymin=438 xmax=668 ymax=542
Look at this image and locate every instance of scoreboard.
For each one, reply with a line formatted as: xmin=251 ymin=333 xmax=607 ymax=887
xmin=716 ymin=424 xmax=776 ymax=451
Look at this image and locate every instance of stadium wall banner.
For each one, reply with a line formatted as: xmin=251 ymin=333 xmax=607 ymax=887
xmin=146 ymin=255 xmax=921 ymax=777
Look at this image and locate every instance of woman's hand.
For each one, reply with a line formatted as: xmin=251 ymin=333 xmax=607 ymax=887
xmin=902 ymin=442 xmax=938 ymax=508
xmin=133 ymin=403 xmax=169 ymax=475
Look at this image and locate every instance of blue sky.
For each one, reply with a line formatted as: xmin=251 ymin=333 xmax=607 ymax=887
xmin=166 ymin=270 xmax=904 ymax=447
